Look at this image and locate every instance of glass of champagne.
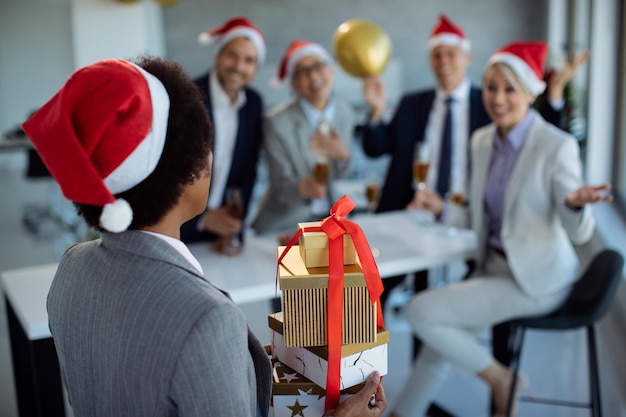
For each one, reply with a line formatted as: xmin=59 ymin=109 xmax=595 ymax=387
xmin=365 ymin=175 xmax=381 ymax=213
xmin=219 ymin=187 xmax=243 ymax=256
xmin=413 ymin=141 xmax=431 ymax=191
xmin=312 ymin=154 xmax=329 ymax=185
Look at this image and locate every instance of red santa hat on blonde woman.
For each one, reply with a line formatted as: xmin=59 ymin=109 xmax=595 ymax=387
xmin=198 ymin=16 xmax=266 ymax=65
xmin=21 ymin=59 xmax=170 ymax=233
xmin=486 ymin=41 xmax=548 ymax=96
xmin=428 ymin=14 xmax=471 ymax=51
xmin=271 ymin=39 xmax=333 ymax=87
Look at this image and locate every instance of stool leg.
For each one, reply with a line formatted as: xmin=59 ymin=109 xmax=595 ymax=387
xmin=587 ymin=325 xmax=602 ymax=417
xmin=506 ymin=325 xmax=525 ymax=417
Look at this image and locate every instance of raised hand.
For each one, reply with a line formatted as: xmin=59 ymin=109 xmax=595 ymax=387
xmin=566 ymin=182 xmax=613 ymax=209
xmin=547 ymin=50 xmax=590 ymax=102
xmin=363 ymin=75 xmax=387 ymax=122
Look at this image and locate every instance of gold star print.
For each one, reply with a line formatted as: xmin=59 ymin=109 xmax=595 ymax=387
xmin=287 ymin=398 xmax=308 ymax=417
xmin=280 ymin=371 xmax=300 ymax=383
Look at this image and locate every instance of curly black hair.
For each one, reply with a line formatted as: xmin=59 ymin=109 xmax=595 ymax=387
xmin=76 ymin=56 xmax=213 ymax=230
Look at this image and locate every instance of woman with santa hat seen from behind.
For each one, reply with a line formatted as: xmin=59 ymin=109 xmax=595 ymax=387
xmin=394 ymin=41 xmax=612 ymax=417
xmin=22 ymin=56 xmax=386 ymax=417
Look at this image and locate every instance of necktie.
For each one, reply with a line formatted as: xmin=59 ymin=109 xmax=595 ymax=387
xmin=437 ymin=97 xmax=454 ymax=197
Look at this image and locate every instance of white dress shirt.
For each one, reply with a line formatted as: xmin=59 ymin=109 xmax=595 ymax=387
xmin=207 ymin=71 xmax=246 ymax=209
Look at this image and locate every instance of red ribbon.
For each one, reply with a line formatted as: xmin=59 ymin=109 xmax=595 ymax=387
xmin=276 ymin=195 xmax=384 ymax=411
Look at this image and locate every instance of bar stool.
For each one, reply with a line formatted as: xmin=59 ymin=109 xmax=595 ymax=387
xmin=505 ymin=248 xmax=624 ymax=417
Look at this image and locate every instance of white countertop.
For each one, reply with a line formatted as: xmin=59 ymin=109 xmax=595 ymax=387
xmin=1 ymin=209 xmax=476 ymax=341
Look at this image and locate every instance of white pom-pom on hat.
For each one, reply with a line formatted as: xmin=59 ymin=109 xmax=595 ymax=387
xmin=100 ymin=199 xmax=133 ymax=233
xmin=198 ymin=32 xmax=213 ymax=45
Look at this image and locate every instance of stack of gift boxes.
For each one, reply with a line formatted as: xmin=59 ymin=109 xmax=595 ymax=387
xmin=270 ymin=221 xmax=388 ymax=417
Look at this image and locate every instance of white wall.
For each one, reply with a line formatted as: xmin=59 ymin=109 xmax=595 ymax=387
xmin=0 ymin=0 xmax=73 ymax=132
xmin=0 ymin=0 xmax=165 ymax=133
xmin=163 ymin=0 xmax=548 ymax=109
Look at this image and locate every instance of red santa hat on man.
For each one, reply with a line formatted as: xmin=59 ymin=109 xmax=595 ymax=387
xmin=271 ymin=39 xmax=333 ymax=87
xmin=428 ymin=14 xmax=471 ymax=51
xmin=21 ymin=59 xmax=170 ymax=233
xmin=486 ymin=41 xmax=548 ymax=96
xmin=198 ymin=16 xmax=266 ymax=65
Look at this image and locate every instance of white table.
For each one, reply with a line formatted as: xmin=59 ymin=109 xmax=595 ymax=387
xmin=1 ymin=209 xmax=476 ymax=417
xmin=188 ymin=209 xmax=476 ymax=303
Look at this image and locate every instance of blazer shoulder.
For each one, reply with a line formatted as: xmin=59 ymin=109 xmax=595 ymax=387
xmin=530 ymin=114 xmax=578 ymax=152
xmin=401 ymin=89 xmax=435 ymax=106
xmin=334 ymin=97 xmax=355 ymax=114
xmin=245 ymin=86 xmax=263 ymax=106
xmin=471 ymin=123 xmax=496 ymax=145
xmin=265 ymin=99 xmax=299 ymax=120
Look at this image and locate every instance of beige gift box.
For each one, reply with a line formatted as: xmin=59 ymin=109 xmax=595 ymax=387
xmin=278 ymin=246 xmax=377 ymax=347
xmin=297 ymin=221 xmax=357 ymax=268
xmin=269 ymin=312 xmax=388 ymax=390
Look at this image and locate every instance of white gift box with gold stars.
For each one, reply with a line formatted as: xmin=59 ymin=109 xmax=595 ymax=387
xmin=269 ymin=312 xmax=388 ymax=390
xmin=272 ymin=359 xmax=364 ymax=417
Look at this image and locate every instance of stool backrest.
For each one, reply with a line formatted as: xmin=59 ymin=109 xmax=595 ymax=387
xmin=561 ymin=249 xmax=624 ymax=324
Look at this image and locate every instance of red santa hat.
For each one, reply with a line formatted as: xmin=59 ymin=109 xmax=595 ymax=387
xmin=487 ymin=41 xmax=548 ymax=96
xmin=21 ymin=59 xmax=170 ymax=233
xmin=428 ymin=14 xmax=471 ymax=51
xmin=198 ymin=16 xmax=266 ymax=65
xmin=271 ymin=39 xmax=333 ymax=87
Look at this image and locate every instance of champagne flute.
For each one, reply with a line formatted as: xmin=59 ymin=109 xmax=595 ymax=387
xmin=313 ymin=155 xmax=329 ymax=185
xmin=413 ymin=141 xmax=431 ymax=191
xmin=221 ymin=187 xmax=243 ymax=256
xmin=365 ymin=174 xmax=381 ymax=213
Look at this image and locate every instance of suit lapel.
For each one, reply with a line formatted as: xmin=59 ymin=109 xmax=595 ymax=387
xmin=471 ymin=125 xmax=495 ymax=235
xmin=503 ymin=116 xmax=543 ymax=217
xmin=291 ymin=103 xmax=315 ymax=173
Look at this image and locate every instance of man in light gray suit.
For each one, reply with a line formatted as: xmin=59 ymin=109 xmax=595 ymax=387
xmin=22 ymin=57 xmax=387 ymax=417
xmin=252 ymin=40 xmax=355 ymax=235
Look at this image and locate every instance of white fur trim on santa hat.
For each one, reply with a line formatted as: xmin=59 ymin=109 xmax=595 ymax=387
xmin=487 ymin=52 xmax=546 ymax=96
xmin=99 ymin=198 xmax=133 ymax=233
xmin=103 ymin=64 xmax=169 ymax=195
xmin=209 ymin=26 xmax=266 ymax=65
xmin=428 ymin=33 xmax=471 ymax=51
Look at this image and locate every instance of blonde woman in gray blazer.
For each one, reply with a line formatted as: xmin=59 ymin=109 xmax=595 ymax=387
xmin=252 ymin=40 xmax=355 ymax=235
xmin=390 ymin=42 xmax=612 ymax=417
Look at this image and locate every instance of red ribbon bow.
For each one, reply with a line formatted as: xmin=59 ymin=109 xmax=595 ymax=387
xmin=276 ymin=195 xmax=384 ymax=411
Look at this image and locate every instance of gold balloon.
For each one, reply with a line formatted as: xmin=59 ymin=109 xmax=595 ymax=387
xmin=153 ymin=0 xmax=179 ymax=5
xmin=332 ymin=19 xmax=392 ymax=78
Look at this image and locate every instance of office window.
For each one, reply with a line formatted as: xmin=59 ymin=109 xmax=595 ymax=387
xmin=615 ymin=1 xmax=626 ymax=211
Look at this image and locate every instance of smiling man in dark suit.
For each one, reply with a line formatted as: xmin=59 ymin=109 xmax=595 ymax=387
xmin=360 ymin=15 xmax=488 ymax=341
xmin=180 ymin=16 xmax=265 ymax=253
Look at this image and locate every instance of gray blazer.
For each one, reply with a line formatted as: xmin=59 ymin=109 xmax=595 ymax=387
xmin=252 ymin=97 xmax=355 ymax=234
xmin=450 ymin=112 xmax=595 ymax=297
xmin=47 ymin=231 xmax=271 ymax=417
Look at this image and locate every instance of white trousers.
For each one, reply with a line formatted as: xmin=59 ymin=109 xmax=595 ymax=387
xmin=393 ymin=251 xmax=571 ymax=417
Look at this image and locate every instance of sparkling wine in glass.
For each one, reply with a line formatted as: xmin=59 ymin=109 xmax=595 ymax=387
xmin=365 ymin=175 xmax=381 ymax=212
xmin=313 ymin=160 xmax=329 ymax=185
xmin=220 ymin=187 xmax=243 ymax=256
xmin=413 ymin=141 xmax=431 ymax=191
